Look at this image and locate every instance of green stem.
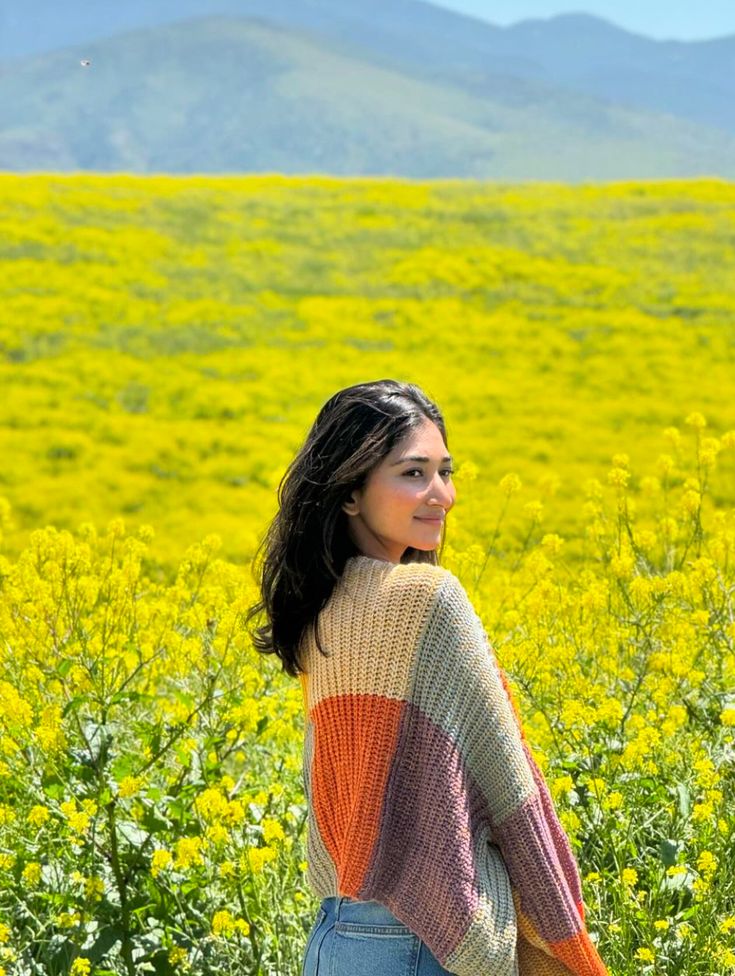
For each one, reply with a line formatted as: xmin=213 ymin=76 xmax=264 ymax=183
xmin=106 ymin=797 xmax=136 ymax=976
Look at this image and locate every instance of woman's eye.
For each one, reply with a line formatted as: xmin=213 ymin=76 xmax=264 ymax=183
xmin=404 ymin=469 xmax=454 ymax=478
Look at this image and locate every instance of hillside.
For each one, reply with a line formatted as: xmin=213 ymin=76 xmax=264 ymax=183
xmin=2 ymin=15 xmax=735 ymax=179
xmin=1 ymin=0 xmax=734 ymax=137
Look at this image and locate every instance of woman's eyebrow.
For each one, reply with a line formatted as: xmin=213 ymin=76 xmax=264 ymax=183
xmin=390 ymin=455 xmax=453 ymax=465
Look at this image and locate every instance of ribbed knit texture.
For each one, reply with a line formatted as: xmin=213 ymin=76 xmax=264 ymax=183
xmin=298 ymin=554 xmax=608 ymax=976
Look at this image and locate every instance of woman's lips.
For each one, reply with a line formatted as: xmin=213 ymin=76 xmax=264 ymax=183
xmin=415 ymin=516 xmax=443 ymax=522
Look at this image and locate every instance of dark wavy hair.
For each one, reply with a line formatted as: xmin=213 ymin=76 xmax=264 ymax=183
xmin=244 ymin=379 xmax=450 ymax=677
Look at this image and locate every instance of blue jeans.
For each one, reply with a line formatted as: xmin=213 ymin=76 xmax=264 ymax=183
xmin=301 ymin=895 xmax=456 ymax=976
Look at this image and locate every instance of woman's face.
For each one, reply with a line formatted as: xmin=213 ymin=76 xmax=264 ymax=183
xmin=342 ymin=417 xmax=456 ymax=564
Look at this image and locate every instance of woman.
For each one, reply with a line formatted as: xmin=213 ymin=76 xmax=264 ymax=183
xmin=246 ymin=379 xmax=609 ymax=976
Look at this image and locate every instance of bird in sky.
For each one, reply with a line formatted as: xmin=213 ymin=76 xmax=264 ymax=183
xmin=80 ymin=59 xmax=91 ymax=67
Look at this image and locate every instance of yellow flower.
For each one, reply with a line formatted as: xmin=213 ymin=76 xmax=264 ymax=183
xmin=0 ymin=924 xmax=9 ymax=944
xmin=696 ymin=850 xmax=718 ymax=875
xmin=206 ymin=822 xmax=229 ymax=845
xmin=522 ymin=500 xmax=544 ymax=521
xmin=137 ymin=524 xmax=156 ymax=544
xmin=27 ymin=805 xmax=50 ymax=827
xmin=692 ymin=800 xmax=714 ymax=823
xmin=168 ymin=946 xmax=188 ymax=965
xmin=117 ymin=775 xmax=144 ymax=799
xmin=225 ymin=799 xmax=245 ymax=823
xmin=456 ymin=460 xmax=478 ymax=483
xmin=55 ymin=911 xmax=82 ymax=928
xmin=653 ymin=919 xmax=670 ymax=931
xmin=212 ymin=909 xmax=235 ymax=937
xmin=684 ymin=412 xmax=706 ymax=429
xmin=195 ymin=787 xmax=229 ymax=821
xmin=499 ymin=473 xmax=522 ymax=496
xmin=720 ymin=707 xmax=735 ymax=727
xmin=718 ymin=948 xmax=735 ymax=967
xmin=607 ymin=466 xmax=629 ymax=488
xmin=540 ymin=533 xmax=564 ymax=555
xmin=84 ymin=876 xmax=104 ymax=901
xmin=550 ymin=775 xmax=574 ymax=801
xmin=635 ymin=947 xmax=655 ymax=962
xmin=151 ymin=848 xmax=173 ymax=877
xmin=261 ymin=817 xmax=285 ymax=844
xmin=218 ymin=860 xmax=236 ymax=879
xmin=60 ymin=798 xmax=94 ymax=835
xmin=21 ymin=862 xmax=42 ymax=886
xmin=603 ymin=791 xmax=624 ymax=811
xmin=68 ymin=811 xmax=91 ymax=834
xmin=621 ymin=867 xmax=638 ymax=887
xmin=106 ymin=517 xmax=126 ymax=538
xmin=243 ymin=845 xmax=277 ymax=874
xmin=174 ymin=836 xmax=204 ymax=870
xmin=70 ymin=958 xmax=91 ymax=976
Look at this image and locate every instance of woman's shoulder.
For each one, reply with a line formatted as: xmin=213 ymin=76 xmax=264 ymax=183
xmin=386 ymin=560 xmax=472 ymax=613
xmin=342 ymin=555 xmax=470 ymax=614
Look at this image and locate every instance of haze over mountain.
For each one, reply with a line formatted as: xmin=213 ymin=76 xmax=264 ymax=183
xmin=1 ymin=0 xmax=734 ymax=179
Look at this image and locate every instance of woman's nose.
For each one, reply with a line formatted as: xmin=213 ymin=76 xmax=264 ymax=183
xmin=429 ymin=475 xmax=453 ymax=504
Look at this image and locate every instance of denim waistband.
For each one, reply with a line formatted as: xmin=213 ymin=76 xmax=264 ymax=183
xmin=320 ymin=895 xmax=407 ymax=927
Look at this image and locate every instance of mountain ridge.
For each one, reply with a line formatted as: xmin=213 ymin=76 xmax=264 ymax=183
xmin=1 ymin=3 xmax=735 ymax=179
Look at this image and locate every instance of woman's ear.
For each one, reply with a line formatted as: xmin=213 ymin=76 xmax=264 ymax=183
xmin=341 ymin=494 xmax=359 ymax=516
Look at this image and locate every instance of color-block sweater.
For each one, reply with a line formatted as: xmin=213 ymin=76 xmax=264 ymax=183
xmin=298 ymin=554 xmax=608 ymax=976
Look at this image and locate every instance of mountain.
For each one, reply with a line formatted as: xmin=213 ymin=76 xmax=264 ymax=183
xmin=1 ymin=4 xmax=735 ymax=178
xmin=2 ymin=0 xmax=735 ymax=137
xmin=498 ymin=14 xmax=735 ymax=134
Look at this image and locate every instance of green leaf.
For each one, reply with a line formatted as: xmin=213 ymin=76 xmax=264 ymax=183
xmin=111 ymin=754 xmax=138 ymax=780
xmin=676 ymin=782 xmax=691 ymax=818
xmin=140 ymin=809 xmax=171 ymax=833
xmin=117 ymin=820 xmax=150 ymax=846
xmin=87 ymin=925 xmax=125 ymax=962
xmin=658 ymin=838 xmax=679 ymax=867
xmin=42 ymin=773 xmax=65 ymax=799
xmin=62 ymin=694 xmax=91 ymax=718
xmin=57 ymin=658 xmax=75 ymax=678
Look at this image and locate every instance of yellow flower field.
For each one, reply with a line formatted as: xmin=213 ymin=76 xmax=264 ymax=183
xmin=0 ymin=175 xmax=734 ymax=975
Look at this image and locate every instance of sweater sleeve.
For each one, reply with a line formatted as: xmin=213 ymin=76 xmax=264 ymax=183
xmin=422 ymin=570 xmax=608 ymax=976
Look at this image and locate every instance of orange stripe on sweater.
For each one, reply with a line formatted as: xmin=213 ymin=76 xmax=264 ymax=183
xmin=515 ymin=899 xmax=607 ymax=976
xmin=311 ymin=694 xmax=404 ymax=895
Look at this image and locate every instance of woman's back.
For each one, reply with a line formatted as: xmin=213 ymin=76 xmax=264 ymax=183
xmin=299 ymin=554 xmax=607 ymax=976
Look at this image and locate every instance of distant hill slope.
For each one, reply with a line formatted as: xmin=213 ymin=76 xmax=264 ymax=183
xmin=1 ymin=15 xmax=735 ymax=179
xmin=1 ymin=0 xmax=735 ymax=138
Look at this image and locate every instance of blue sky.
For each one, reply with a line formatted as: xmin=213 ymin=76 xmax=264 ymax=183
xmin=438 ymin=1 xmax=735 ymax=40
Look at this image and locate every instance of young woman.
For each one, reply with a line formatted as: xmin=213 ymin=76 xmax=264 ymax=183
xmin=246 ymin=379 xmax=609 ymax=976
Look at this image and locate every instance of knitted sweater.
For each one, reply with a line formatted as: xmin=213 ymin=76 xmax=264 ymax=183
xmin=298 ymin=554 xmax=608 ymax=976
